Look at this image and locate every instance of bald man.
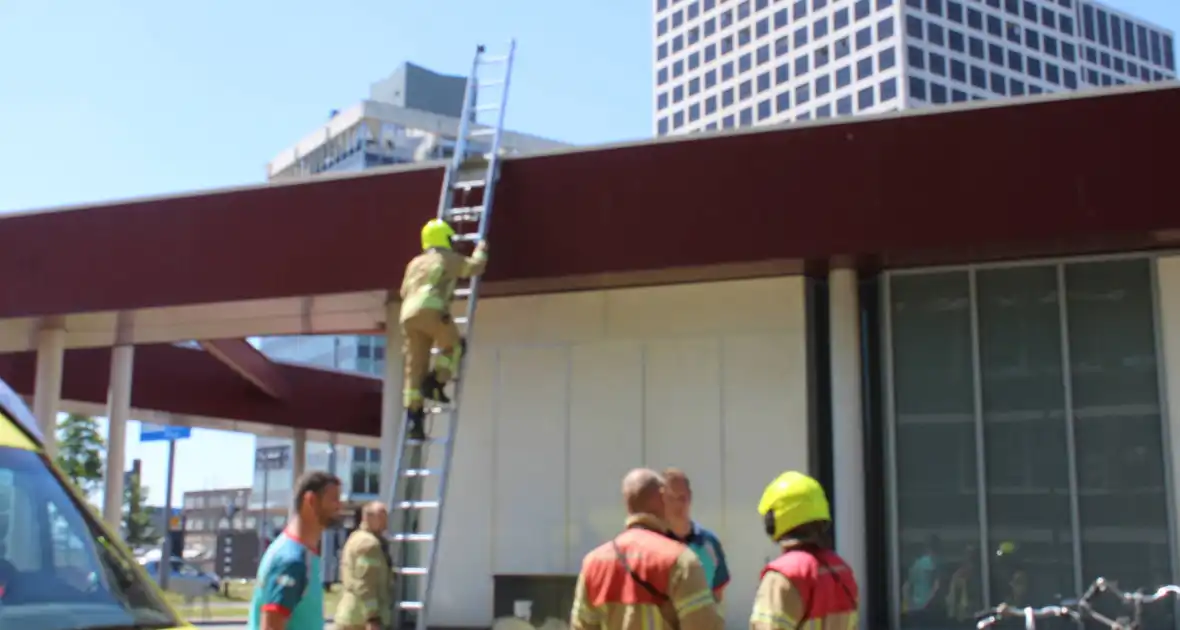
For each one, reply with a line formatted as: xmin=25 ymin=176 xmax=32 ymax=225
xmin=335 ymin=502 xmax=393 ymax=630
xmin=571 ymin=469 xmax=724 ymax=630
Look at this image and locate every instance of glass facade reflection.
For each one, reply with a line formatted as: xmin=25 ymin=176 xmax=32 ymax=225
xmin=886 ymin=258 xmax=1173 ymax=630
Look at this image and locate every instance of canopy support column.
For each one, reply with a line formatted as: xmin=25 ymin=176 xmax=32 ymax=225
xmin=829 ymin=266 xmax=867 ymax=626
xmin=33 ymin=321 xmax=66 ymax=459
xmin=103 ymin=339 xmax=134 ymax=531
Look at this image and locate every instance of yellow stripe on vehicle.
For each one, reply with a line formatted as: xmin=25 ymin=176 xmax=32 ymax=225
xmin=0 ymin=413 xmax=37 ymax=451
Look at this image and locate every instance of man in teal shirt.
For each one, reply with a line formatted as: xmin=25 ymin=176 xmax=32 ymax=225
xmin=250 ymin=471 xmax=342 ymax=630
xmin=663 ymin=468 xmax=731 ymax=602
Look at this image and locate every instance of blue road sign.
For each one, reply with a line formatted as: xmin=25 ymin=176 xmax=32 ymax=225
xmin=139 ymin=423 xmax=192 ymax=443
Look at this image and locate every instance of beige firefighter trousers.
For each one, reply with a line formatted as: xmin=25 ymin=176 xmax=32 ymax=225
xmin=401 ymin=309 xmax=462 ymax=410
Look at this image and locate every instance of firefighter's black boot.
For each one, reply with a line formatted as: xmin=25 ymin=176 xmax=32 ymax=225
xmin=405 ymin=407 xmax=426 ymax=441
xmin=420 ymin=370 xmax=452 ymax=405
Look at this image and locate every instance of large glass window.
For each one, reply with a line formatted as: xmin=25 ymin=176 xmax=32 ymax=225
xmin=1066 ymin=261 xmax=1171 ymax=589
xmin=976 ymin=267 xmax=1074 ymax=607
xmin=886 ymin=258 xmax=1174 ymax=630
xmin=889 ymin=272 xmax=982 ymax=628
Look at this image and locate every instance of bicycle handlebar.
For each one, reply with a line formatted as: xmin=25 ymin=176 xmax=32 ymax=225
xmin=975 ymin=579 xmax=1180 ymax=629
xmin=975 ymin=604 xmax=1080 ymax=629
xmin=1084 ymin=578 xmax=1180 ymax=605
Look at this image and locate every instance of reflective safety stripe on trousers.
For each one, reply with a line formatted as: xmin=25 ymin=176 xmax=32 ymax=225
xmin=403 ymin=388 xmax=424 ymax=408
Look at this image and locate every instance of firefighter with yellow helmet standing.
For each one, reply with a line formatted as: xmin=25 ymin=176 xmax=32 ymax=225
xmin=751 ymin=471 xmax=860 ymax=630
xmin=398 ymin=218 xmax=488 ymax=439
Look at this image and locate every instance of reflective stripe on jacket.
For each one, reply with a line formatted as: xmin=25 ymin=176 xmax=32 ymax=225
xmin=571 ymin=514 xmax=725 ymax=630
xmin=751 ymin=547 xmax=859 ymax=630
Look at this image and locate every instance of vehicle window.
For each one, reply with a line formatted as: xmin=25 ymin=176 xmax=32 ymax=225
xmin=0 ymin=444 xmax=180 ymax=630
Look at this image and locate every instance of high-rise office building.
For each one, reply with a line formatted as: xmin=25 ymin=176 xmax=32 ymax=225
xmin=250 ymin=62 xmax=566 ymax=511
xmin=653 ymin=0 xmax=1175 ymax=135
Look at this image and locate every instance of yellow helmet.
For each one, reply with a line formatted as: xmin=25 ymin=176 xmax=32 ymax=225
xmin=421 ymin=219 xmax=456 ymax=250
xmin=758 ymin=471 xmax=831 ymax=541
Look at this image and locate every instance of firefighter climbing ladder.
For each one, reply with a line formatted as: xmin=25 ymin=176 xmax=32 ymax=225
xmin=386 ymin=40 xmax=516 ymax=630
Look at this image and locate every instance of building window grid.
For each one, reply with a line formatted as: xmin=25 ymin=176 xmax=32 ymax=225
xmin=1072 ymin=26 xmax=1176 ymax=79
xmin=903 ymin=2 xmax=1082 ymax=84
xmin=785 ymin=66 xmax=903 ymax=121
xmin=900 ymin=5 xmax=1085 ymax=98
xmin=758 ymin=45 xmax=900 ymax=124
xmin=656 ymin=0 xmax=1171 ymax=135
xmin=658 ymin=0 xmax=904 ymax=132
xmin=905 ymin=39 xmax=1063 ymax=98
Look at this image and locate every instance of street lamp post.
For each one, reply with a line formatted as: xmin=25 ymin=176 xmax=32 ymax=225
xmin=253 ymin=446 xmax=290 ymax=560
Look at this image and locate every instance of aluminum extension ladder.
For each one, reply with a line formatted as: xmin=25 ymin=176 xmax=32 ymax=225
xmin=385 ymin=40 xmax=517 ymax=630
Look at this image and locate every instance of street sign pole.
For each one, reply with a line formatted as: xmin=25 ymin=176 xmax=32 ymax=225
xmin=138 ymin=422 xmax=191 ymax=592
xmin=159 ymin=437 xmax=176 ymax=590
xmin=253 ymin=445 xmax=291 ymax=558
xmin=259 ymin=465 xmax=269 ymax=544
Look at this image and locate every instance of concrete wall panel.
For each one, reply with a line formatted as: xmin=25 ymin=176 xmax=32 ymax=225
xmin=493 ymin=346 xmax=571 ymax=574
xmin=430 ymin=347 xmax=497 ymax=627
xmin=642 ymin=337 xmax=725 ymax=529
xmin=566 ymin=341 xmax=645 ymax=570
xmin=719 ymin=332 xmax=811 ymax=628
xmin=425 ymin=276 xmax=810 ymax=628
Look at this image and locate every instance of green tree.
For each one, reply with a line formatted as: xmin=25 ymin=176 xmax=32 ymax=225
xmin=123 ymin=470 xmax=159 ymax=547
xmin=55 ymin=413 xmax=105 ymax=495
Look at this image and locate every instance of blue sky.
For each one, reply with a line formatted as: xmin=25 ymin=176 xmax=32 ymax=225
xmin=0 ymin=0 xmax=1176 ymax=504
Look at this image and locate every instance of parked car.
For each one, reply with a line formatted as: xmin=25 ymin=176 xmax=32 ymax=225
xmin=0 ymin=375 xmax=189 ymax=629
xmin=140 ymin=556 xmax=221 ymax=597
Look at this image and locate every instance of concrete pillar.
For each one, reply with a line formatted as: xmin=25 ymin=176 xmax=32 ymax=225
xmin=380 ymin=298 xmax=404 ymax=508
xmin=292 ymin=429 xmax=307 ymax=482
xmin=829 ymin=267 xmax=867 ymax=624
xmin=103 ymin=343 xmax=134 ymax=530
xmin=33 ymin=324 xmax=66 ymax=459
xmin=1152 ymin=256 xmax=1180 ymax=581
xmin=327 ymin=432 xmax=339 ymax=477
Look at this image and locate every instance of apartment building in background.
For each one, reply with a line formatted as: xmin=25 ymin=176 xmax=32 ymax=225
xmin=653 ymin=0 xmax=1175 ymax=134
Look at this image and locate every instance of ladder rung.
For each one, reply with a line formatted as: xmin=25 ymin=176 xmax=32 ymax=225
xmin=453 ymin=287 xmax=472 ymax=298
xmin=395 ymin=567 xmax=430 ymax=575
xmin=469 ymin=128 xmax=496 ymax=137
xmin=474 ymin=104 xmax=499 ymax=112
xmin=405 ymin=436 xmax=450 ymax=446
xmin=394 ymin=533 xmax=436 ymax=542
xmin=453 ymin=180 xmax=487 ymax=190
xmin=399 ymin=601 xmax=425 ymax=611
xmin=453 ymin=316 xmax=469 ymax=325
xmin=445 ymin=205 xmax=484 ymax=219
xmin=452 ymin=233 xmax=481 ymax=243
xmin=394 ymin=535 xmax=436 ymax=545
xmin=396 ymin=500 xmax=440 ymax=509
xmin=404 ymin=468 xmax=441 ymax=477
xmin=479 ymin=81 xmax=504 ymax=88
xmin=480 ymin=55 xmax=509 ymax=64
xmin=424 ymin=404 xmax=455 ymax=414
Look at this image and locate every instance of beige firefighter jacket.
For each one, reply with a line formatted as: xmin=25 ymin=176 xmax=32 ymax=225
xmin=399 ymin=242 xmax=488 ymax=324
xmin=334 ymin=528 xmax=393 ymax=629
xmin=570 ymin=514 xmax=725 ymax=630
